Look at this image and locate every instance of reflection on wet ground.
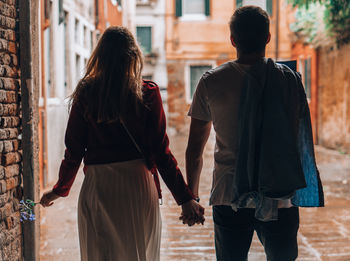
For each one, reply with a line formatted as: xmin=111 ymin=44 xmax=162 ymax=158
xmin=40 ymin=132 xmax=350 ymax=260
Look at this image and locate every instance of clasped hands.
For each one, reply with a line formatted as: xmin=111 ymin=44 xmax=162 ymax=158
xmin=41 ymin=190 xmax=206 ymax=226
xmin=180 ymin=199 xmax=205 ymax=226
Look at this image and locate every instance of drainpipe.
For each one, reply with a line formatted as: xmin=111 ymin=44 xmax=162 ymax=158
xmin=275 ymin=0 xmax=280 ymax=60
xmin=19 ymin=0 xmax=40 ymax=260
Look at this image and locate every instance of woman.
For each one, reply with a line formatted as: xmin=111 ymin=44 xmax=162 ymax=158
xmin=40 ymin=26 xmax=204 ymax=261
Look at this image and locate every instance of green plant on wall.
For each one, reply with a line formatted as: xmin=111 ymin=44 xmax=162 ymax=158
xmin=289 ymin=0 xmax=350 ymax=47
xmin=290 ymin=2 xmax=329 ymax=47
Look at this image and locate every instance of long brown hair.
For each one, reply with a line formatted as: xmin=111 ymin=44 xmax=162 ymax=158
xmin=70 ymin=26 xmax=144 ymax=123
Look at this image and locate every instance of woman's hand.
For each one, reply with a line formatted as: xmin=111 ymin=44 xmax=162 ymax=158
xmin=179 ymin=199 xmax=205 ymax=226
xmin=40 ymin=190 xmax=60 ymax=207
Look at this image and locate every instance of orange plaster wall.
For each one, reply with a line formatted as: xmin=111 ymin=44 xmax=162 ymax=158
xmin=97 ymin=0 xmax=122 ymax=32
xmin=107 ymin=1 xmax=122 ymax=27
xmin=166 ymin=0 xmax=295 ymax=131
xmin=316 ymin=44 xmax=350 ymax=152
xmin=166 ymin=0 xmax=236 ymax=62
xmin=166 ymin=0 xmax=293 ymax=62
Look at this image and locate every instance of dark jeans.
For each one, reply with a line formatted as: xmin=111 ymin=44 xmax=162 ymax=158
xmin=213 ymin=206 xmax=299 ymax=261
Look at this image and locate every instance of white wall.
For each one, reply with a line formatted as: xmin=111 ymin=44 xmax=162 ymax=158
xmin=45 ymin=0 xmax=95 ymax=185
xmin=135 ymin=0 xmax=168 ymax=92
xmin=123 ymin=0 xmax=136 ymax=32
xmin=45 ymin=0 xmax=137 ymax=185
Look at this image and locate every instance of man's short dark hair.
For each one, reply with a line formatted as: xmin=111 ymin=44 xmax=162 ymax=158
xmin=229 ymin=6 xmax=270 ymax=54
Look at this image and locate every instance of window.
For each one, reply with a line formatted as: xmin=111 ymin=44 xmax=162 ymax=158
xmin=75 ymin=18 xmax=79 ymax=43
xmin=143 ymin=75 xmax=153 ymax=80
xmin=76 ymin=55 xmax=81 ymax=85
xmin=176 ymin=0 xmax=210 ymax=18
xmin=304 ymin=58 xmax=311 ymax=99
xmin=137 ymin=0 xmax=150 ymax=4
xmin=190 ymin=65 xmax=212 ymax=98
xmin=298 ymin=58 xmax=311 ymax=99
xmin=44 ymin=0 xmax=51 ymax=20
xmin=236 ymin=0 xmax=273 ymax=16
xmin=111 ymin=0 xmax=122 ymax=6
xmin=44 ymin=26 xmax=52 ymax=97
xmin=63 ymin=12 xmax=68 ymax=90
xmin=83 ymin=25 xmax=87 ymax=48
xmin=183 ymin=0 xmax=205 ymax=15
xmin=58 ymin=0 xmax=64 ymax=24
xmin=96 ymin=31 xmax=101 ymax=42
xmin=136 ymin=26 xmax=152 ymax=54
xmin=90 ymin=31 xmax=94 ymax=51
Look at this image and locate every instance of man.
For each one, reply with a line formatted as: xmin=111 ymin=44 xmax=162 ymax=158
xmin=185 ymin=6 xmax=324 ymax=261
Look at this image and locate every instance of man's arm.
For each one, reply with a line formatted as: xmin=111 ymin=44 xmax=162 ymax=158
xmin=186 ymin=118 xmax=212 ymax=198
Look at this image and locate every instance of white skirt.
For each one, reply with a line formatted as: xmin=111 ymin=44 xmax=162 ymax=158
xmin=78 ymin=159 xmax=161 ymax=261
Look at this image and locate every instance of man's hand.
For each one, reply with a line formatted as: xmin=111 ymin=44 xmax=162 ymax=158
xmin=179 ymin=199 xmax=205 ymax=226
xmin=40 ymin=190 xmax=60 ymax=207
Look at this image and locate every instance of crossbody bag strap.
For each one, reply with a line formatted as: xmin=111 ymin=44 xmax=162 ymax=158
xmin=120 ymin=118 xmax=163 ymax=205
xmin=120 ymin=118 xmax=144 ymax=158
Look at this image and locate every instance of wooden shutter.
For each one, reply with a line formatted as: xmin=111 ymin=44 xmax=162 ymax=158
xmin=190 ymin=65 xmax=212 ymax=98
xmin=175 ymin=0 xmax=182 ymax=17
xmin=304 ymin=58 xmax=312 ymax=99
xmin=136 ymin=27 xmax=152 ymax=54
xmin=205 ymin=0 xmax=210 ymax=16
xmin=58 ymin=0 xmax=64 ymax=24
xmin=266 ymin=0 xmax=273 ymax=16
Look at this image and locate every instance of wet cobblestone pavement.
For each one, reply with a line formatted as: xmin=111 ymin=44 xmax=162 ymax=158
xmin=40 ymin=133 xmax=350 ymax=260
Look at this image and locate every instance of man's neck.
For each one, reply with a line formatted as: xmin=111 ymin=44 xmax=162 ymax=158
xmin=235 ymin=51 xmax=265 ymax=65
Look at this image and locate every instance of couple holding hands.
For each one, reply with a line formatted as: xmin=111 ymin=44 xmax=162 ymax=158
xmin=40 ymin=5 xmax=324 ymax=261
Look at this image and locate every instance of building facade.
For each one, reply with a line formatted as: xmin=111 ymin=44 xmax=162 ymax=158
xmin=135 ymin=0 xmax=168 ymax=98
xmin=39 ymin=0 xmax=136 ymax=188
xmin=292 ymin=42 xmax=318 ymax=142
xmin=40 ymin=0 xmax=96 ymax=187
xmin=289 ymin=6 xmax=350 ymax=151
xmin=122 ymin=0 xmax=136 ymax=33
xmin=165 ymin=0 xmax=294 ymax=132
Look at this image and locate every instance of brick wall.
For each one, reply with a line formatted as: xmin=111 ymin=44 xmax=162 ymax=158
xmin=0 ymin=0 xmax=23 ymax=260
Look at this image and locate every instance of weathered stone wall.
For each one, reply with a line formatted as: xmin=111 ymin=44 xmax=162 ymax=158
xmin=317 ymin=44 xmax=350 ymax=153
xmin=167 ymin=60 xmax=190 ymax=132
xmin=0 ymin=0 xmax=23 ymax=259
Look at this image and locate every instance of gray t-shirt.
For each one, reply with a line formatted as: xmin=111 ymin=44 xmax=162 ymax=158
xmin=188 ymin=61 xmax=251 ymax=206
xmin=188 ymin=60 xmax=292 ymax=208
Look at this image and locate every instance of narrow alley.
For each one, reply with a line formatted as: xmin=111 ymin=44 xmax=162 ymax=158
xmin=1 ymin=0 xmax=350 ymax=260
xmin=40 ymin=132 xmax=350 ymax=261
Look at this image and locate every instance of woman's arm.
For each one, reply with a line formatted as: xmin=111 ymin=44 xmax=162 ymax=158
xmin=145 ymin=82 xmax=194 ymax=205
xmin=51 ymin=101 xmax=88 ymax=197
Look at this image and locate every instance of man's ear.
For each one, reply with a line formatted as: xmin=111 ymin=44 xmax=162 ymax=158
xmin=266 ymin=32 xmax=271 ymax=44
xmin=230 ymin=35 xmax=237 ymax=47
